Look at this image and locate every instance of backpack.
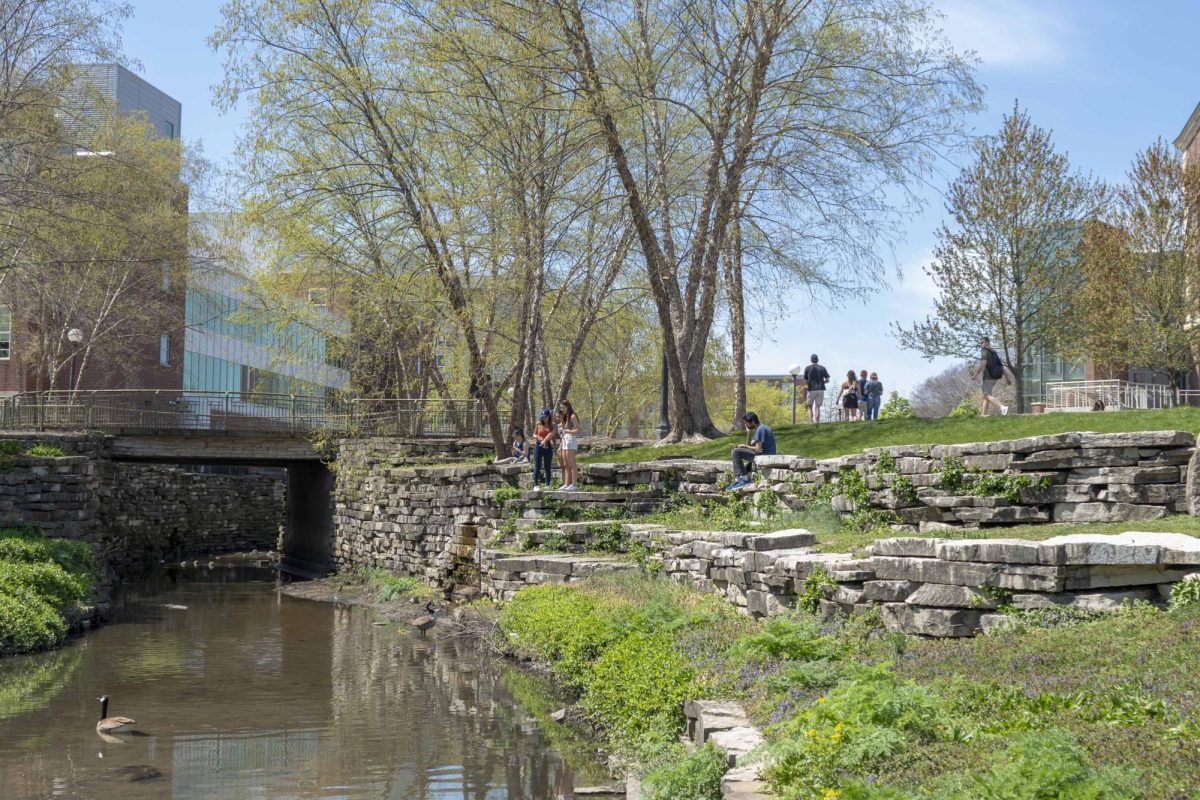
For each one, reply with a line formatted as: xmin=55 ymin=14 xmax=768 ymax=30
xmin=983 ymin=348 xmax=1005 ymax=380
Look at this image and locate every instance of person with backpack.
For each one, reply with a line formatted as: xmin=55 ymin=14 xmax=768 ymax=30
xmin=802 ymin=354 xmax=831 ymax=424
xmin=973 ymin=336 xmax=1012 ymax=416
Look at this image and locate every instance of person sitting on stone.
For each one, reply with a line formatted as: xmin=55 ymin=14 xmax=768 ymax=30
xmin=726 ymin=412 xmax=776 ymax=491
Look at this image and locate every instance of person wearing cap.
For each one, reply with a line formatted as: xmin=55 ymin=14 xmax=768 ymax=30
xmin=726 ymin=412 xmax=776 ymax=491
xmin=802 ymin=354 xmax=831 ymax=424
xmin=532 ymin=409 xmax=556 ymax=491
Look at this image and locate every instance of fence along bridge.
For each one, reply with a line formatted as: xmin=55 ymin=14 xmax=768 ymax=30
xmin=0 ymin=391 xmax=491 ymax=578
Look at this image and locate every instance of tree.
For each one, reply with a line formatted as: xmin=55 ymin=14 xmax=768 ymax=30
xmin=2 ymin=108 xmax=191 ymax=390
xmin=1064 ymin=139 xmax=1200 ymax=397
xmin=542 ymin=0 xmax=980 ymax=439
xmin=894 ymin=103 xmax=1104 ymax=411
xmin=909 ymin=360 xmax=1012 ymax=418
xmin=878 ymin=391 xmax=915 ymax=419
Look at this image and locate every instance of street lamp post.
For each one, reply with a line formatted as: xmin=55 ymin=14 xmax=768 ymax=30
xmin=654 ymin=350 xmax=670 ymax=439
xmin=788 ymin=362 xmax=803 ymax=425
xmin=66 ymin=328 xmax=83 ymax=393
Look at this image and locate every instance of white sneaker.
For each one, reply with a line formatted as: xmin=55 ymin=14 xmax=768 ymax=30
xmin=563 ymin=483 xmax=576 ymax=492
xmin=532 ymin=484 xmax=541 ymax=493
xmin=1000 ymin=405 xmax=1009 ymax=416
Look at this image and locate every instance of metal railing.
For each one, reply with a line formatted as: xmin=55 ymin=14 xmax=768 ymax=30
xmin=0 ymin=391 xmax=495 ymax=437
xmin=1044 ymin=380 xmax=1200 ymax=411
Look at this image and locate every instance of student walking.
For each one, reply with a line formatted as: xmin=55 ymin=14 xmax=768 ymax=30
xmin=864 ymin=373 xmax=883 ymax=420
xmin=973 ymin=336 xmax=1012 ymax=416
xmin=532 ymin=410 xmax=556 ymax=490
xmin=803 ymin=355 xmax=831 ymax=424
xmin=726 ymin=412 xmax=776 ymax=490
xmin=558 ymin=400 xmax=581 ymax=491
xmin=837 ymin=370 xmax=860 ymax=421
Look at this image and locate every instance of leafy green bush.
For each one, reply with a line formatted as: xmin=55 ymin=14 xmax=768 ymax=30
xmin=879 ymin=391 xmax=916 ymax=419
xmin=1169 ymin=576 xmax=1200 ymax=611
xmin=590 ymin=522 xmax=629 ymax=553
xmin=0 ymin=528 xmax=97 ymax=581
xmin=642 ymin=743 xmax=726 ymax=800
xmin=798 ymin=566 xmax=835 ymax=613
xmin=948 ymin=398 xmax=979 ymax=418
xmin=765 ymin=667 xmax=945 ymax=798
xmin=735 ymin=615 xmax=837 ymax=662
xmin=23 ymin=444 xmax=65 ymax=458
xmin=492 ymin=484 xmax=521 ymax=505
xmin=0 ymin=441 xmax=22 ymax=457
xmin=580 ymin=632 xmax=697 ymax=740
xmin=500 ymin=585 xmax=621 ymax=686
xmin=0 ymin=588 xmax=68 ymax=653
xmin=0 ymin=560 xmax=89 ymax=609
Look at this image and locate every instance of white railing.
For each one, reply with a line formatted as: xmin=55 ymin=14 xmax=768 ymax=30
xmin=1044 ymin=380 xmax=1200 ymax=411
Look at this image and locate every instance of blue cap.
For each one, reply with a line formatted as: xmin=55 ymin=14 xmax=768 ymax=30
xmin=539 ymin=408 xmax=552 ymax=418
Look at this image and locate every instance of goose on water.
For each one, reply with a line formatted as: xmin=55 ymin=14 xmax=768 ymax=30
xmin=96 ymin=696 xmax=135 ymax=734
xmin=411 ymin=602 xmax=438 ymax=636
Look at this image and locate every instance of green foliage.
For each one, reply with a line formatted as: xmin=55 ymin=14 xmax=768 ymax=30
xmin=765 ymin=667 xmax=946 ymax=798
xmin=0 ymin=441 xmax=22 ymax=457
xmin=580 ymin=632 xmax=697 ymax=740
xmin=879 ymin=391 xmax=916 ymax=419
xmin=936 ymin=729 xmax=1138 ymax=799
xmin=541 ymin=529 xmax=571 ymax=552
xmin=500 ymin=585 xmax=621 ymax=687
xmin=642 ymin=743 xmax=726 ymax=800
xmin=0 ymin=561 xmax=88 ymax=609
xmin=890 ymin=474 xmax=919 ymax=506
xmin=364 ymin=569 xmax=435 ymax=602
xmin=0 ymin=590 xmax=68 ymax=653
xmin=1168 ymin=577 xmax=1200 ymax=611
xmin=590 ymin=522 xmax=629 ymax=554
xmin=873 ymin=450 xmax=898 ymax=475
xmin=0 ymin=527 xmax=97 ymax=581
xmin=492 ymin=484 xmax=521 ymax=505
xmin=798 ymin=567 xmax=835 ymax=614
xmin=735 ymin=615 xmax=838 ymax=662
xmin=23 ymin=444 xmax=65 ymax=458
xmin=948 ymin=397 xmax=979 ymax=418
xmin=936 ymin=457 xmax=1045 ymax=502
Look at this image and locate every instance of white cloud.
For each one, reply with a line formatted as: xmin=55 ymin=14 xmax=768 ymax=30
xmin=936 ymin=0 xmax=1076 ymax=71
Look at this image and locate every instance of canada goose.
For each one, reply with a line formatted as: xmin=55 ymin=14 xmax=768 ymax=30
xmin=411 ymin=602 xmax=438 ymax=636
xmin=96 ymin=696 xmax=135 ymax=734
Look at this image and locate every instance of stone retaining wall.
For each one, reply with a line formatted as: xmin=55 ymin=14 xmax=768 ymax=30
xmin=97 ymin=464 xmax=283 ymax=573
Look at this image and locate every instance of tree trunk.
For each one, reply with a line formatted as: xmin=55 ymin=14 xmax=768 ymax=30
xmin=723 ymin=203 xmax=746 ymax=428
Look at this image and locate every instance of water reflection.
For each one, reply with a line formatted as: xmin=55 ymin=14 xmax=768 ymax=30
xmin=0 ymin=565 xmax=606 ymax=799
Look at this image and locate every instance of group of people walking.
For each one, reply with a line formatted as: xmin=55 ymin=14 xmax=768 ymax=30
xmin=500 ymin=401 xmax=583 ymax=491
xmin=799 ymin=354 xmax=885 ymax=423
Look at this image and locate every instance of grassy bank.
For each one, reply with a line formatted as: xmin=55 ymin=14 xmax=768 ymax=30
xmin=0 ymin=526 xmax=97 ymax=655
xmin=584 ymin=407 xmax=1200 ymax=464
xmin=497 ymin=573 xmax=1200 ymax=799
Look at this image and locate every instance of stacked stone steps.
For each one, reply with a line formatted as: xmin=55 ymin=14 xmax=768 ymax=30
xmin=490 ymin=518 xmax=638 ymax=552
xmin=512 ymin=488 xmax=672 ymax=519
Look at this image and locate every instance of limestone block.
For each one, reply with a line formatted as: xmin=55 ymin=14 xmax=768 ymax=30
xmin=881 ymin=603 xmax=984 ymax=637
xmin=745 ymin=529 xmax=816 ymax=551
xmin=868 ymin=538 xmax=945 ymax=558
xmin=746 ymin=589 xmax=793 ymax=617
xmin=1010 ymin=587 xmax=1156 ymax=611
xmin=1052 ymin=502 xmax=1168 ymax=524
xmin=896 ymin=506 xmax=944 ymax=524
xmin=896 ymin=457 xmax=933 ymax=474
xmin=961 ymin=453 xmax=1015 ymax=471
xmin=936 ymin=538 xmax=1044 ymax=565
xmin=708 ymin=726 xmax=765 ymax=767
xmin=832 ymin=585 xmax=865 ymax=606
xmin=1113 ymin=531 xmax=1200 ymax=565
xmin=1080 ymin=431 xmax=1194 ymax=449
xmin=1099 ymin=484 xmax=1184 ymax=506
xmin=721 ymin=764 xmax=770 ymax=800
xmin=830 ymin=564 xmax=876 ymax=582
xmin=862 ymin=580 xmax=918 ymax=602
xmin=1067 ymin=466 xmax=1179 ymax=485
xmin=906 ymin=582 xmax=999 ymax=609
xmin=871 ymin=556 xmax=996 ymax=586
xmin=951 ymin=506 xmax=1049 ymax=524
xmin=1063 ymin=565 xmax=1189 ymax=590
xmin=919 ymin=521 xmax=960 ymax=533
xmin=1037 ymin=534 xmax=1160 ymax=566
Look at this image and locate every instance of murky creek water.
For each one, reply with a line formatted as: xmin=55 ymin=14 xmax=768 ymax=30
xmin=0 ymin=563 xmax=607 ymax=799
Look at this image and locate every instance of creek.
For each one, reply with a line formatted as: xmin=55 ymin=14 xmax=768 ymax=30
xmin=0 ymin=561 xmax=608 ymax=799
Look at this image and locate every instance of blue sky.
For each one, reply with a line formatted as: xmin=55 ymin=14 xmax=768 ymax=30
xmin=122 ymin=0 xmax=1200 ymax=394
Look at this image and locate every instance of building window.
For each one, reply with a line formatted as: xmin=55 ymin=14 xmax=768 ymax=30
xmin=0 ymin=307 xmax=10 ymax=359
xmin=164 ymin=120 xmax=174 ymax=138
xmin=159 ymin=334 xmax=169 ymax=366
xmin=161 ymin=260 xmax=171 ymax=292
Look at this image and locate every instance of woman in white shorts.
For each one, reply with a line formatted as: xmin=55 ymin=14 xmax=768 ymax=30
xmin=558 ymin=400 xmax=581 ymax=491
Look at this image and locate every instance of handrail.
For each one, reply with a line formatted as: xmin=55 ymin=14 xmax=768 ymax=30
xmin=0 ymin=391 xmax=497 ymax=438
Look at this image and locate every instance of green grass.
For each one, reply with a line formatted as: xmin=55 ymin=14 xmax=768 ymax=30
xmin=584 ymin=407 xmax=1200 ymax=464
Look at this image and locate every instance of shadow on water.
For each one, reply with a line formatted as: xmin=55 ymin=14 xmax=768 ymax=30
xmin=0 ymin=562 xmax=608 ymax=799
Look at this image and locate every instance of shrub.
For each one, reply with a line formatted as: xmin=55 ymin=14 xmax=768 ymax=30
xmin=590 ymin=522 xmax=629 ymax=554
xmin=499 ymin=585 xmax=621 ymax=687
xmin=0 ymin=589 xmax=68 ymax=653
xmin=765 ymin=667 xmax=945 ymax=798
xmin=492 ymin=485 xmax=521 ymax=505
xmin=0 ymin=560 xmax=89 ymax=609
xmin=947 ymin=398 xmax=979 ymax=418
xmin=1169 ymin=575 xmax=1200 ymax=611
xmin=0 ymin=528 xmax=97 ymax=582
xmin=580 ymin=632 xmax=697 ymax=741
xmin=735 ymin=616 xmax=837 ymax=662
xmin=24 ymin=444 xmax=65 ymax=458
xmin=642 ymin=743 xmax=726 ymax=800
xmin=879 ymin=391 xmax=916 ymax=419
